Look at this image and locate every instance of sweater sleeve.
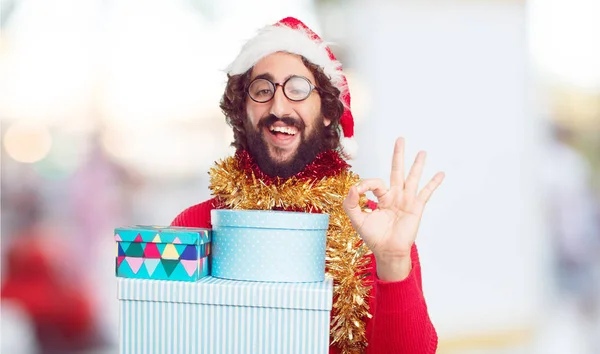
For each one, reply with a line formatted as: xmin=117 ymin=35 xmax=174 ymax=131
xmin=365 ymin=244 xmax=438 ymax=354
xmin=170 ymin=198 xmax=218 ymax=228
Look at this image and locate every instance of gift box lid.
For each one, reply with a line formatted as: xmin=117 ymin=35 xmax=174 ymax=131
xmin=115 ymin=225 xmax=210 ymax=245
xmin=117 ymin=276 xmax=333 ymax=311
xmin=211 ymin=210 xmax=329 ymax=230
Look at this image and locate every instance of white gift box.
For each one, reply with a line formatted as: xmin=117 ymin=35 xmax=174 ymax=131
xmin=117 ymin=276 xmax=333 ymax=353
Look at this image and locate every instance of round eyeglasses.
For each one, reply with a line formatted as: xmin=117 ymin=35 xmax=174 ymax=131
xmin=247 ymin=76 xmax=317 ymax=103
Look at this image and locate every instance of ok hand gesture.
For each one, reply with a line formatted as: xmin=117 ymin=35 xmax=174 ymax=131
xmin=343 ymin=137 xmax=445 ymax=281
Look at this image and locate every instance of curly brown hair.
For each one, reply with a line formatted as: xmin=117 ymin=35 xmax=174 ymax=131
xmin=220 ymin=56 xmax=345 ymax=151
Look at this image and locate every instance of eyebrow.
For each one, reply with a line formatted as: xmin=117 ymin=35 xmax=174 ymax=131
xmin=252 ymin=73 xmax=295 ymax=83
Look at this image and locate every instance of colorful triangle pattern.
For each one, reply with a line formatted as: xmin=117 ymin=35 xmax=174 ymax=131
xmin=125 ymin=242 xmax=144 ymax=257
xmin=161 ymin=244 xmax=179 ymax=260
xmin=180 ymin=245 xmax=198 ymax=260
xmin=116 ymin=241 xmax=209 ymax=281
xmin=144 ymin=259 xmax=160 ymax=276
xmin=181 ymin=260 xmax=197 ymax=276
xmin=118 ymin=243 xmax=125 ymax=257
xmin=144 ymin=243 xmax=161 ymax=258
xmin=174 ymin=244 xmax=187 ymax=256
xmin=114 ymin=226 xmax=211 ymax=244
xmin=161 ymin=259 xmax=179 ymax=276
xmin=126 ymin=257 xmax=144 ymax=274
xmin=116 ymin=255 xmax=210 ymax=281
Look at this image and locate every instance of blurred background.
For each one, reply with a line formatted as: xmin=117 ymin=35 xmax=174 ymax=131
xmin=1 ymin=0 xmax=598 ymax=353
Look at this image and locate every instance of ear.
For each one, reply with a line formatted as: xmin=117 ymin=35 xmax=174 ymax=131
xmin=324 ymin=117 xmax=332 ymax=127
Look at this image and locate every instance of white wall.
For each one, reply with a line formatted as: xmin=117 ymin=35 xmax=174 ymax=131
xmin=347 ymin=0 xmax=549 ymax=339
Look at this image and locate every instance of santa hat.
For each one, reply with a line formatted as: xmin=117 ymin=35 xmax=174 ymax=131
xmin=226 ymin=17 xmax=358 ymax=159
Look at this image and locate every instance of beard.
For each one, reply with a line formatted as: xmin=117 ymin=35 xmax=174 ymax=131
xmin=245 ymin=114 xmax=328 ymax=178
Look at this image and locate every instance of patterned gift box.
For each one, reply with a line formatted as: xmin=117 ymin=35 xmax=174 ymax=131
xmin=210 ymin=210 xmax=329 ymax=283
xmin=115 ymin=226 xmax=211 ymax=282
xmin=117 ymin=276 xmax=333 ymax=354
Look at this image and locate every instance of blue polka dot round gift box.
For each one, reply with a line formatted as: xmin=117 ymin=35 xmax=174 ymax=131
xmin=210 ymin=209 xmax=330 ymax=283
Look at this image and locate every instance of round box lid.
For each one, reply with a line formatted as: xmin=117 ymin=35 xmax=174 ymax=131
xmin=211 ymin=209 xmax=329 ymax=230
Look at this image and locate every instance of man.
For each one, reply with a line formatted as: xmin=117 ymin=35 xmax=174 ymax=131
xmin=172 ymin=17 xmax=445 ymax=354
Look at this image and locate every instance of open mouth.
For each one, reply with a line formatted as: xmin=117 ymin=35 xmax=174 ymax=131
xmin=269 ymin=125 xmax=298 ymax=137
xmin=258 ymin=115 xmax=303 ymax=148
xmin=263 ymin=122 xmax=300 ymax=147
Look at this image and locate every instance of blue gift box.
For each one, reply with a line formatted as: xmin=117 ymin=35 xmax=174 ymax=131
xmin=210 ymin=210 xmax=330 ymax=282
xmin=117 ymin=276 xmax=333 ymax=354
xmin=115 ymin=225 xmax=211 ymax=282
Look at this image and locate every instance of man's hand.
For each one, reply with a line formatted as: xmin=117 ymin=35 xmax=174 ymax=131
xmin=343 ymin=137 xmax=445 ymax=281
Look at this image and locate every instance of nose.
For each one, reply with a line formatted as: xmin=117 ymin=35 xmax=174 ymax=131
xmin=269 ymin=85 xmax=293 ymax=118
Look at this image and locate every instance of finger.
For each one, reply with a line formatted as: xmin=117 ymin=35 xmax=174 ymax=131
xmin=414 ymin=172 xmax=445 ymax=214
xmin=404 ymin=151 xmax=426 ymax=196
xmin=343 ymin=185 xmax=366 ymax=230
xmin=356 ymin=178 xmax=389 ymax=199
xmin=390 ymin=137 xmax=405 ymax=188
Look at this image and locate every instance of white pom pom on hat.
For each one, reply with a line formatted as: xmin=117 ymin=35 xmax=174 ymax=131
xmin=226 ymin=17 xmax=357 ymax=159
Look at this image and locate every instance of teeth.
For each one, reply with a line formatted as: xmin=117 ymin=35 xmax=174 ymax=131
xmin=270 ymin=126 xmax=297 ymax=135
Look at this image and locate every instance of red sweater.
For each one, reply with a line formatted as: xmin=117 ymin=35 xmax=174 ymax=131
xmin=172 ymin=198 xmax=438 ymax=354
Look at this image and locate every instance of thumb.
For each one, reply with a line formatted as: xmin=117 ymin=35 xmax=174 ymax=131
xmin=343 ymin=185 xmax=365 ymax=229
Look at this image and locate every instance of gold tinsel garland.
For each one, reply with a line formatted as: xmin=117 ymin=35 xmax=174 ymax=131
xmin=209 ymin=155 xmax=372 ymax=353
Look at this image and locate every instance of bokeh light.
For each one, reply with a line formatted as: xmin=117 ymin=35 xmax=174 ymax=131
xmin=3 ymin=121 xmax=53 ymax=163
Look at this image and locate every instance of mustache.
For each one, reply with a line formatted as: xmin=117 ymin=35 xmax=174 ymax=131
xmin=257 ymin=114 xmax=305 ymax=130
